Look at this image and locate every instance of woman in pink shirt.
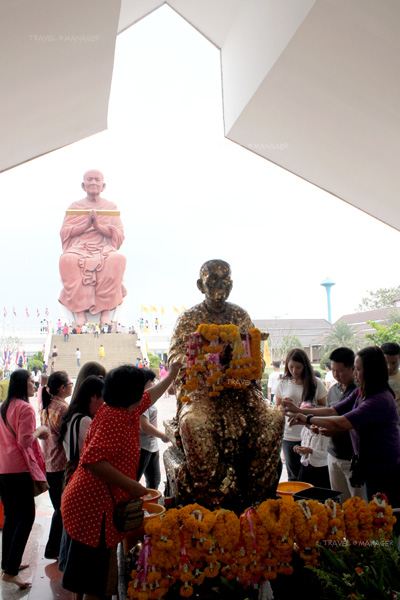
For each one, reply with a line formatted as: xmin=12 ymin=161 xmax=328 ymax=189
xmin=0 ymin=369 xmax=48 ymax=589
xmin=40 ymin=371 xmax=72 ymax=560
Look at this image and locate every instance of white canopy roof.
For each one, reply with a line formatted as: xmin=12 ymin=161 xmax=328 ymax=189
xmin=1 ymin=0 xmax=399 ymax=229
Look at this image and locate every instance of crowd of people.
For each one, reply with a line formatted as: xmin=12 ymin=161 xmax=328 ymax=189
xmin=0 ymin=359 xmax=179 ymax=595
xmin=272 ymin=343 xmax=400 ymax=507
xmin=1 ymin=338 xmax=400 ymax=594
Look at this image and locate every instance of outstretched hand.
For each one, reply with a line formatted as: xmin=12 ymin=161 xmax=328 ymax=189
xmin=168 ymin=362 xmax=182 ymax=378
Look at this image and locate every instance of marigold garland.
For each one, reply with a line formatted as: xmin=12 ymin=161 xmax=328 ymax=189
xmin=343 ymin=496 xmax=373 ymax=543
xmin=182 ymin=324 xmax=263 ymax=401
xmin=127 ymin=494 xmax=397 ymax=600
xmin=292 ymin=499 xmax=329 ymax=565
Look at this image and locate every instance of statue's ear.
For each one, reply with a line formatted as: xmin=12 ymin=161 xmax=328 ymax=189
xmin=102 ymin=183 xmax=106 ymax=191
xmin=197 ymin=278 xmax=205 ymax=294
xmin=81 ymin=182 xmax=85 ymax=191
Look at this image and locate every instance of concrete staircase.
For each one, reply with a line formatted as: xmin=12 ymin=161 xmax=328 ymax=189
xmin=49 ymin=333 xmax=142 ymax=378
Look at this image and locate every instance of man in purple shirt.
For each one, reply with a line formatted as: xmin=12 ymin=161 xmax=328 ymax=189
xmin=283 ymin=346 xmax=400 ymax=506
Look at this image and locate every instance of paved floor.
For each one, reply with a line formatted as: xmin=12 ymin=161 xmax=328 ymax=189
xmin=0 ymin=393 xmax=286 ymax=599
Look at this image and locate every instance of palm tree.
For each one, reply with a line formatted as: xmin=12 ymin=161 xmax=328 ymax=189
xmin=323 ymin=320 xmax=359 ymax=351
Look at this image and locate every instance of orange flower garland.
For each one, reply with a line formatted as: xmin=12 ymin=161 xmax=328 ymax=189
xmin=182 ymin=324 xmax=263 ymax=401
xmin=292 ymin=500 xmax=329 ymax=565
xmin=256 ymin=498 xmax=295 ymax=576
xmin=127 ymin=495 xmax=397 ymax=599
xmin=368 ymin=492 xmax=396 ymax=539
xmin=343 ymin=496 xmax=373 ymax=543
xmin=324 ymin=498 xmax=345 ymax=543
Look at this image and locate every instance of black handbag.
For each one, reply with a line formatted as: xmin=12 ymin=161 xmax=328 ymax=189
xmin=112 ymin=497 xmax=144 ymax=532
xmin=349 ymin=454 xmax=365 ymax=487
xmin=63 ymin=414 xmax=84 ymax=488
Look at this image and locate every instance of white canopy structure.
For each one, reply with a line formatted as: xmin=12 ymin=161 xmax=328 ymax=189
xmin=1 ymin=0 xmax=399 ymax=229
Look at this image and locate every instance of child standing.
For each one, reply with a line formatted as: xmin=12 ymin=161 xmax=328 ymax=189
xmin=293 ymin=402 xmax=330 ymax=488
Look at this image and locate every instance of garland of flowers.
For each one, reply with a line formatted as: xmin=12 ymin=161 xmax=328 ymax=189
xmin=324 ymin=498 xmax=346 ymax=542
xmin=292 ymin=499 xmax=329 ymax=565
xmin=181 ymin=324 xmax=262 ymax=402
xmin=368 ymin=492 xmax=396 ymax=539
xmin=127 ymin=495 xmax=397 ymax=600
xmin=256 ymin=498 xmax=295 ymax=577
xmin=343 ymin=496 xmax=374 ymax=543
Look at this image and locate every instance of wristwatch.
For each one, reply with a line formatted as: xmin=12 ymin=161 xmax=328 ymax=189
xmin=306 ymin=414 xmax=313 ymax=425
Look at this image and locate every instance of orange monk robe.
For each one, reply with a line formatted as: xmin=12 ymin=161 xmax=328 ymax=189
xmin=59 ymin=197 xmax=126 ymax=315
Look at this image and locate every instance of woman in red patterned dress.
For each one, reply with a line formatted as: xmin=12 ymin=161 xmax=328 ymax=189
xmin=61 ymin=362 xmax=180 ymax=599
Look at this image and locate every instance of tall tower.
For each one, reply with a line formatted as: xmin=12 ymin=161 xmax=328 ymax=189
xmin=321 ymin=278 xmax=335 ymax=323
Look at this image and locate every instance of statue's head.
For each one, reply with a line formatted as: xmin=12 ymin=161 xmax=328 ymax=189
xmin=82 ymin=169 xmax=105 ymax=197
xmin=197 ymin=259 xmax=232 ymax=306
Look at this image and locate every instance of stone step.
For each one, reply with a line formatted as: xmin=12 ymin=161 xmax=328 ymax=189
xmin=48 ymin=333 xmax=142 ymax=378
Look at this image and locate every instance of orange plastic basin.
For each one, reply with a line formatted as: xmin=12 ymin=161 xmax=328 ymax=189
xmin=277 ymin=481 xmax=313 ymax=501
xmin=143 ymin=502 xmax=165 ymax=519
xmin=141 ymin=488 xmax=162 ymax=503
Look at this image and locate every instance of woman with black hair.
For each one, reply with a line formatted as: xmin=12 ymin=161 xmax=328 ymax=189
xmin=40 ymin=371 xmax=72 ymax=559
xmin=61 ymin=362 xmax=181 ymax=599
xmin=69 ymin=361 xmax=106 ymax=406
xmin=60 ymin=375 xmax=104 ymax=478
xmin=275 ymin=348 xmax=327 ymax=481
xmin=284 ymin=346 xmax=400 ymax=505
xmin=58 ymin=375 xmax=104 ymax=574
xmin=0 ymin=370 xmax=48 ymax=589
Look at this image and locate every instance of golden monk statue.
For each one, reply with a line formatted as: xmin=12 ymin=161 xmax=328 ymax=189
xmin=59 ymin=170 xmax=126 ymax=325
xmin=167 ymin=259 xmax=284 ymax=511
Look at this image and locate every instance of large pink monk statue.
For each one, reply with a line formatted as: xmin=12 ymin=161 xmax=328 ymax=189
xmin=59 ymin=170 xmax=126 ymax=325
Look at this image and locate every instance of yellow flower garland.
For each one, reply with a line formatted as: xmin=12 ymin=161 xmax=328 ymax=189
xmin=182 ymin=324 xmax=263 ymax=401
xmin=343 ymin=496 xmax=373 ymax=543
xmin=127 ymin=495 xmax=397 ymax=600
xmin=292 ymin=500 xmax=329 ymax=565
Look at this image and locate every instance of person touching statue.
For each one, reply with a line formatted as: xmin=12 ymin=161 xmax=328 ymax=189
xmin=59 ymin=170 xmax=126 ymax=325
xmin=168 ymin=259 xmax=284 ymax=510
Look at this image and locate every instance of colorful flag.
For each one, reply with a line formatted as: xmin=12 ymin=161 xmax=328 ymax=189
xmin=36 ymin=308 xmax=40 ymax=318
xmin=3 ymin=306 xmax=6 ymax=318
xmin=45 ymin=307 xmax=49 ymax=317
xmin=12 ymin=306 xmax=16 ymax=317
xmin=25 ymin=307 xmax=29 ymax=318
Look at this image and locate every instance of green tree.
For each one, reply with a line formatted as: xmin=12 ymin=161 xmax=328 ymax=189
xmin=147 ymin=352 xmax=161 ymax=370
xmin=27 ymin=351 xmax=44 ymax=371
xmin=323 ymin=321 xmax=359 ymax=351
xmin=276 ymin=335 xmax=303 ymax=360
xmin=365 ymin=321 xmax=400 ymax=345
xmin=357 ymin=285 xmax=400 ymax=311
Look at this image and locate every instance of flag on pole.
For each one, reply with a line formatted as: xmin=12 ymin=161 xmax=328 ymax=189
xmin=45 ymin=307 xmax=49 ymax=317
xmin=36 ymin=308 xmax=40 ymax=318
xmin=25 ymin=307 xmax=30 ymax=318
xmin=3 ymin=307 xmax=6 ymax=318
xmin=13 ymin=306 xmax=16 ymax=317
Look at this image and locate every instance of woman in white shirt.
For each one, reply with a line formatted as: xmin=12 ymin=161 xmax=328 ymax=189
xmin=275 ymin=348 xmax=327 ymax=481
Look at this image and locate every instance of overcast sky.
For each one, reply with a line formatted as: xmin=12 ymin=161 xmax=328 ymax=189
xmin=1 ymin=6 xmax=399 ymax=333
